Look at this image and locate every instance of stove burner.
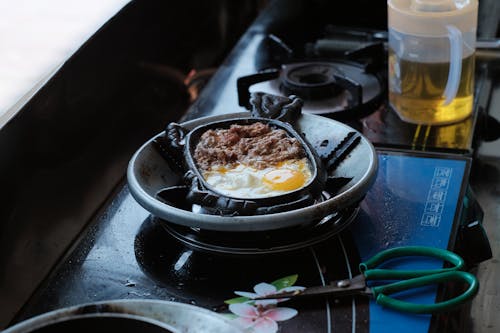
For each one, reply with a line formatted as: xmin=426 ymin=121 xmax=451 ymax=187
xmin=281 ymin=63 xmax=346 ymax=100
xmin=158 ymin=206 xmax=359 ymax=255
xmin=238 ymin=61 xmax=384 ymax=120
xmin=280 ymin=63 xmax=364 ymax=106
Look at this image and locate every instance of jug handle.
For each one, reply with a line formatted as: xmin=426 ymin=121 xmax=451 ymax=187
xmin=443 ymin=25 xmax=463 ymax=106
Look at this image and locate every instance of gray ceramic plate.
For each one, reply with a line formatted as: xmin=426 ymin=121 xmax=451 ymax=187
xmin=127 ymin=112 xmax=378 ymax=231
xmin=3 ymin=300 xmax=242 ymax=333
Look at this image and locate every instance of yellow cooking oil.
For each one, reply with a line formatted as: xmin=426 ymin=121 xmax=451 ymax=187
xmin=389 ymin=50 xmax=475 ymax=125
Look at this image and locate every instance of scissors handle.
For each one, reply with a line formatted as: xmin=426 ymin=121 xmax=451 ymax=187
xmin=371 ymin=271 xmax=479 ymax=314
xmin=359 ymin=246 xmax=465 ymax=280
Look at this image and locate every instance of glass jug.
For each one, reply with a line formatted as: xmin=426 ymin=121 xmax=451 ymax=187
xmin=388 ymin=0 xmax=478 ymax=125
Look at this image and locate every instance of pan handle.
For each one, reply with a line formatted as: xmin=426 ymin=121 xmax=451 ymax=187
xmin=237 ymin=69 xmax=280 ymax=109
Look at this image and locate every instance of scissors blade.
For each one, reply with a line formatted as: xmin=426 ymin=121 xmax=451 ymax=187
xmin=253 ymin=275 xmax=370 ymax=301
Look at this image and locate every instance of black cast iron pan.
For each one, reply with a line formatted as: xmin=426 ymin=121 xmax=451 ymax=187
xmin=156 ymin=116 xmax=327 ymax=216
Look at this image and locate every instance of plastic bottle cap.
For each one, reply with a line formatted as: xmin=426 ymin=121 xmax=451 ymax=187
xmin=388 ymin=0 xmax=478 ymax=36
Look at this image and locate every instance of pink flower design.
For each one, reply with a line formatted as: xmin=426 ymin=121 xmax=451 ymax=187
xmin=229 ymin=303 xmax=298 ymax=333
xmin=235 ymin=282 xmax=305 ymax=306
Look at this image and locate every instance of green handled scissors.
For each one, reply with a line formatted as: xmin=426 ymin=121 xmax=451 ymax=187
xmin=254 ymin=246 xmax=479 ymax=314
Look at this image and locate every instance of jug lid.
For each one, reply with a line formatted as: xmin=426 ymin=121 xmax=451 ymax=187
xmin=388 ymin=0 xmax=478 ymax=36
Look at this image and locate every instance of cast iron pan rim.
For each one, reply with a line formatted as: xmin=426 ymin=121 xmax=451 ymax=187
xmin=127 ymin=112 xmax=378 ymax=232
xmin=184 ymin=116 xmax=320 ymax=202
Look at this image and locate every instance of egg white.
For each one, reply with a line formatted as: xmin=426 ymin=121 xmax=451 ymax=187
xmin=202 ymin=158 xmax=312 ymax=199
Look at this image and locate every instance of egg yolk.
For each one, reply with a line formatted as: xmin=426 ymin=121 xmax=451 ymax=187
xmin=262 ymin=169 xmax=306 ymax=191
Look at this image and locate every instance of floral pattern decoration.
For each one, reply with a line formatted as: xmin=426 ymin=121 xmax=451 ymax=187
xmin=224 ymin=274 xmax=304 ymax=333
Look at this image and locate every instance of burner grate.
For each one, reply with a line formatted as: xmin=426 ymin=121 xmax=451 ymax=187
xmin=158 ymin=206 xmax=359 ymax=255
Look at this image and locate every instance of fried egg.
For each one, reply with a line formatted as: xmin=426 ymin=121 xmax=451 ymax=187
xmin=202 ymin=158 xmax=312 ymax=198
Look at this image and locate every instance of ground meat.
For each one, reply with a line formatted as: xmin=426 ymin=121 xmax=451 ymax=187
xmin=194 ymin=122 xmax=305 ymax=170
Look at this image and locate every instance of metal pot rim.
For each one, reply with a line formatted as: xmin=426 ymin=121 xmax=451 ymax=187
xmin=3 ymin=300 xmax=242 ymax=333
xmin=8 ymin=313 xmax=180 ymax=333
xmin=127 ymin=112 xmax=378 ymax=231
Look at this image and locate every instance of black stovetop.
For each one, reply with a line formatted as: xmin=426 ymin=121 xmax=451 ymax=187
xmin=13 ymin=148 xmax=485 ymax=333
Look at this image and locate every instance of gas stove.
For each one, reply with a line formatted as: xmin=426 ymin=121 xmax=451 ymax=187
xmin=8 ymin=0 xmax=497 ymax=333
xmin=14 ymin=150 xmax=482 ymax=333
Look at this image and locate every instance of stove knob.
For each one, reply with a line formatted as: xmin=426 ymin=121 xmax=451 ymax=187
xmin=457 ymin=220 xmax=492 ymax=266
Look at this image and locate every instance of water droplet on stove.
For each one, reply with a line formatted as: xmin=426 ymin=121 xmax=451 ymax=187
xmin=125 ymin=279 xmax=136 ymax=287
xmin=212 ymin=304 xmax=229 ymax=313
